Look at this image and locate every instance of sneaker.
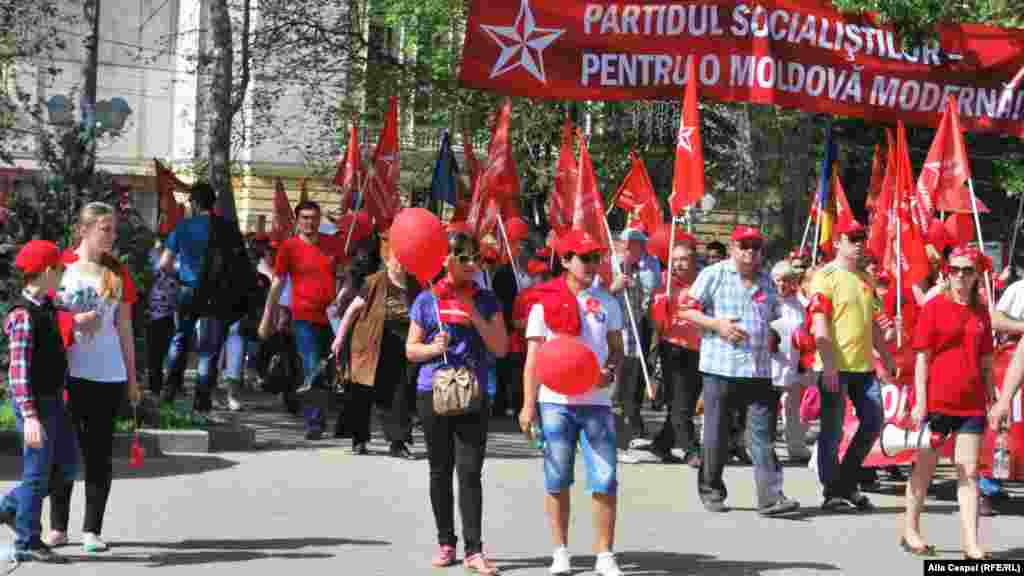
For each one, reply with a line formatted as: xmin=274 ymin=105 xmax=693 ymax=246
xmin=43 ymin=531 xmax=68 ymax=547
xmin=224 ymin=378 xmax=244 ymax=412
xmin=82 ymin=532 xmax=108 ymax=553
xmin=464 ymin=552 xmax=499 ymax=575
xmin=617 ymin=449 xmax=643 ymax=464
xmin=549 ymin=546 xmax=571 ymax=575
xmin=628 ymin=437 xmax=653 ymax=450
xmin=649 ymin=445 xmax=685 ymax=464
xmin=15 ymin=543 xmax=69 ymax=564
xmin=349 ymin=442 xmax=368 ymax=455
xmin=305 ymin=429 xmax=324 ymax=441
xmin=431 ymin=544 xmax=457 ymax=567
xmin=702 ymin=500 xmax=728 ymax=513
xmin=759 ymin=496 xmax=801 ymax=517
xmin=594 ymin=552 xmax=623 ymax=576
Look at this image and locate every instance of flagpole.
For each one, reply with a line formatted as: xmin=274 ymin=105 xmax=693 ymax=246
xmin=811 ymin=201 xmax=822 ymax=268
xmin=895 ymin=201 xmax=903 ymax=348
xmin=798 ymin=209 xmax=814 ymax=256
xmin=344 ymin=172 xmax=370 ymax=256
xmin=496 ymin=214 xmax=522 ymax=292
xmin=666 ymin=214 xmax=678 ymax=303
xmin=602 ymin=217 xmax=656 ymax=401
xmin=967 ymin=177 xmax=996 ymax=321
xmin=430 ymin=283 xmax=449 ymax=365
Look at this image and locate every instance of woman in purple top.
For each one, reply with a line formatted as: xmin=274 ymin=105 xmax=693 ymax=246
xmin=407 ymin=231 xmax=508 ymax=575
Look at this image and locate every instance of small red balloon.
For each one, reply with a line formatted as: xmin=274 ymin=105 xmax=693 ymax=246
xmin=534 ymin=337 xmax=601 ymax=396
xmin=389 ymin=208 xmax=449 ymax=284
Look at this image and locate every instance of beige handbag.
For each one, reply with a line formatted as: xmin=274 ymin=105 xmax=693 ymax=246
xmin=432 ymin=366 xmax=481 ymax=416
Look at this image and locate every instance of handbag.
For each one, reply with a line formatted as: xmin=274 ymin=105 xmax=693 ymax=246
xmin=432 ymin=365 xmax=481 ymax=416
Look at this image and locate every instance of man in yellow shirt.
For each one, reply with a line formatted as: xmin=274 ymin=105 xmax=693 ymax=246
xmin=810 ymin=220 xmax=896 ymax=512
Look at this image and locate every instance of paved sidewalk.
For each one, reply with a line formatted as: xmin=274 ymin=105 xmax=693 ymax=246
xmin=0 ymin=390 xmax=1020 ymax=575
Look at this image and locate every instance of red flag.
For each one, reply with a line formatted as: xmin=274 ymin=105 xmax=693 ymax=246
xmin=366 ymin=96 xmax=402 ymax=229
xmin=918 ymin=96 xmax=989 ymax=214
xmin=832 ymin=168 xmax=855 ymax=238
xmin=865 ymin=143 xmax=884 ymax=211
xmin=884 ymin=122 xmax=931 ymax=289
xmin=335 ymin=124 xmax=362 ymax=214
xmin=669 ymin=58 xmax=705 ymax=215
xmin=154 ymin=159 xmax=189 ymax=235
xmin=944 ymin=212 xmax=976 ymax=246
xmin=868 ymin=129 xmax=896 ymax=261
xmin=468 ymin=98 xmax=520 ymax=238
xmin=617 ymin=152 xmax=662 ymax=234
xmin=549 ymin=117 xmax=577 ymax=234
xmin=272 ymin=177 xmax=295 ymax=242
xmin=573 ymin=133 xmax=612 ymax=284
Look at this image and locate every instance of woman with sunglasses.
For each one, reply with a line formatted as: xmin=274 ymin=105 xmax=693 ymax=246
xmin=407 ymin=232 xmax=508 ymax=574
xmin=903 ymin=245 xmax=995 ymax=560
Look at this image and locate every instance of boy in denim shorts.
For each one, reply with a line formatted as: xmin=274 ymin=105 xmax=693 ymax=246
xmin=520 ymin=231 xmax=625 ymax=576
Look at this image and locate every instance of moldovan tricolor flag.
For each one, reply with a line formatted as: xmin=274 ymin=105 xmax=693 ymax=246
xmin=549 ymin=116 xmax=577 ymax=235
xmin=816 ymin=122 xmax=838 ymax=252
xmin=334 ymin=124 xmax=362 ymax=213
xmin=366 ymin=96 xmax=402 ymax=229
xmin=917 ymin=96 xmax=989 ymax=214
xmin=669 ymin=57 xmax=705 ymax=215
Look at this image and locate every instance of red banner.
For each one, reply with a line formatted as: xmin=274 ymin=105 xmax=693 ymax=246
xmin=460 ymin=0 xmax=1024 ymax=136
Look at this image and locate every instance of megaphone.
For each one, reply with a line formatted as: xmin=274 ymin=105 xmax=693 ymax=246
xmin=879 ymin=422 xmax=947 ymax=458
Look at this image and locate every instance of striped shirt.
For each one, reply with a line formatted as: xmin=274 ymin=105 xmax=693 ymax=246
xmin=688 ymin=259 xmax=778 ymax=378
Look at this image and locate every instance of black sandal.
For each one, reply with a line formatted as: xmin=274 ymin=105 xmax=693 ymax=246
xmin=900 ymin=538 xmax=936 ymax=557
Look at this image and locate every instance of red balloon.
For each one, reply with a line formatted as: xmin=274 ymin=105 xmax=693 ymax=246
xmin=534 ymin=337 xmax=601 ymax=396
xmin=389 ymin=208 xmax=448 ymax=284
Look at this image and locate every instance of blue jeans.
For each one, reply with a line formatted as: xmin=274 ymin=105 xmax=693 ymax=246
xmin=539 ymin=403 xmax=618 ymax=495
xmin=698 ymin=374 xmax=784 ymax=507
xmin=0 ymin=395 xmax=79 ymax=551
xmin=816 ymin=371 xmax=882 ymax=499
xmin=294 ymin=320 xmax=331 ymax=433
xmin=164 ymin=311 xmax=224 ymax=412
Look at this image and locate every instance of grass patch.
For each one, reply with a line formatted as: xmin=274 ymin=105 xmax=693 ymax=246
xmin=0 ymin=401 xmax=206 ymax=432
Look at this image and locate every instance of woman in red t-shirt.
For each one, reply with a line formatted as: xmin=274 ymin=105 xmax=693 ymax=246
xmin=903 ymin=246 xmax=994 ymax=560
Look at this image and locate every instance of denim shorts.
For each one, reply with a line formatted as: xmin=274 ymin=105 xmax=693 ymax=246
xmin=539 ymin=403 xmax=617 ymax=495
xmin=927 ymin=413 xmax=986 ymax=436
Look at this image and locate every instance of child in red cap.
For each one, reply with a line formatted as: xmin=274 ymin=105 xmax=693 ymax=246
xmin=0 ymin=240 xmax=78 ymax=564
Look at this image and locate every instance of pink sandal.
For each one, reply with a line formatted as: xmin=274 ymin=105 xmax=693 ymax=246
xmin=464 ymin=552 xmax=499 ymax=575
xmin=432 ymin=545 xmax=457 ymax=567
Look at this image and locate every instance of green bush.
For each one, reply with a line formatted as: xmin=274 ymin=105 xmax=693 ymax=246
xmin=0 ymin=400 xmax=204 ymax=432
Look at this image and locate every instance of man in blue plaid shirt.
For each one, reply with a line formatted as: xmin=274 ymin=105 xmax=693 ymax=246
xmin=683 ymin=226 xmax=800 ymax=516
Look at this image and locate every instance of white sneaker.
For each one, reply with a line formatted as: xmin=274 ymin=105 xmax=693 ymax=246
xmin=594 ymin=552 xmax=623 ymax=576
xmin=226 ymin=394 xmax=243 ymax=412
xmin=628 ymin=437 xmax=652 ymax=449
xmin=617 ymin=449 xmax=642 ymax=464
xmin=82 ymin=532 xmax=108 ymax=553
xmin=549 ymin=546 xmax=571 ymax=575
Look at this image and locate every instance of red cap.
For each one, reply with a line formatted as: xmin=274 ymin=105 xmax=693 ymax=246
xmin=555 ymin=230 xmax=602 ymax=257
xmin=504 ymin=217 xmax=529 ymax=244
xmin=730 ymin=226 xmax=764 ymax=242
xmin=836 ymin=219 xmax=866 ymax=236
xmin=15 ymin=240 xmax=62 ymax=275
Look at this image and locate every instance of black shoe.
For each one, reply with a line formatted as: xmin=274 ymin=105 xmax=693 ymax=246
xmin=703 ymin=500 xmax=728 ymax=513
xmin=350 ymin=442 xmax=368 ymax=455
xmin=333 ymin=426 xmax=351 ymax=439
xmin=847 ymin=491 xmax=876 ymax=511
xmin=15 ymin=543 xmax=69 ymax=564
xmin=759 ymin=496 xmax=801 ymax=517
xmin=730 ymin=448 xmax=752 ymax=465
xmin=389 ymin=442 xmax=415 ymax=460
xmin=821 ymin=497 xmax=855 ymax=513
xmin=649 ymin=445 xmax=684 ymax=464
xmin=305 ymin=430 xmax=323 ymax=441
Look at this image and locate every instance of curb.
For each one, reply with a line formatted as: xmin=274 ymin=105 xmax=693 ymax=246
xmin=0 ymin=423 xmax=256 ymax=456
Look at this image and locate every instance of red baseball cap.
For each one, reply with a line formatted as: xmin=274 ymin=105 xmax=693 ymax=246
xmin=556 ymin=230 xmax=603 ymax=257
xmin=836 ymin=219 xmax=866 ymax=236
xmin=15 ymin=240 xmax=62 ymax=275
xmin=730 ymin=226 xmax=764 ymax=242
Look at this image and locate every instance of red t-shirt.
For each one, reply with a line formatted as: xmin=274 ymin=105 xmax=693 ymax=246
xmin=911 ymin=293 xmax=994 ymax=416
xmin=651 ymin=275 xmax=700 ymax=351
xmin=273 ymin=234 xmax=341 ymax=324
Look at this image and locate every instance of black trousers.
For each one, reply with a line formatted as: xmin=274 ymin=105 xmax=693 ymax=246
xmin=652 ymin=344 xmax=702 ymax=453
xmin=345 ymin=330 xmax=414 ymax=445
xmin=495 ymin=353 xmax=524 ymax=417
xmin=417 ymin=392 xmax=488 ymax=555
xmin=146 ymin=315 xmax=175 ymax=394
xmin=51 ymin=378 xmax=125 ymax=535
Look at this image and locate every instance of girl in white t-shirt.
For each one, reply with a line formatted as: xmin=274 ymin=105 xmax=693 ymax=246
xmin=49 ymin=202 xmax=140 ymax=554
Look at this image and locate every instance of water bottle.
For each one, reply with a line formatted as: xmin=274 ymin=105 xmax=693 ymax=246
xmin=993 ymin=428 xmax=1012 ymax=481
xmin=529 ymin=422 xmax=545 ymax=451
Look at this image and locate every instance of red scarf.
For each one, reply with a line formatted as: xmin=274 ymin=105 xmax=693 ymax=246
xmin=432 ymin=274 xmax=480 ymax=326
xmin=531 ymin=276 xmax=582 ymax=336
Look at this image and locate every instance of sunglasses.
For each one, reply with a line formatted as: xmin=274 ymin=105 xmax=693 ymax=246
xmin=738 ymin=240 xmax=763 ymax=251
xmin=846 ymin=233 xmax=867 ymax=243
xmin=576 ymin=252 xmax=602 ymax=265
xmin=948 ymin=265 xmax=976 ymax=276
xmin=453 ymin=252 xmax=480 ymax=265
